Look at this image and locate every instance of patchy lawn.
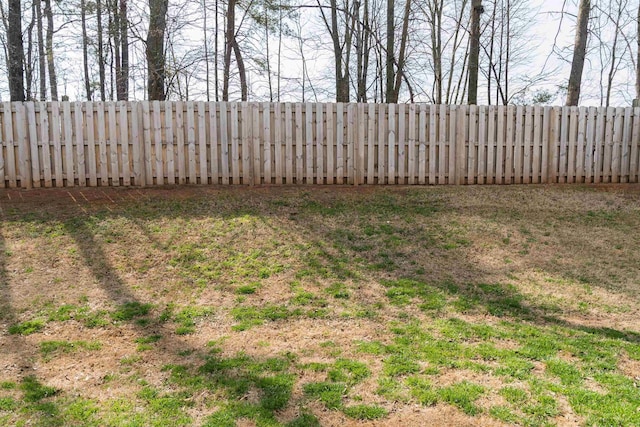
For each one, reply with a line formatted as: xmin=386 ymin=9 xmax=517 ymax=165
xmin=1 ymin=184 xmax=639 ymax=427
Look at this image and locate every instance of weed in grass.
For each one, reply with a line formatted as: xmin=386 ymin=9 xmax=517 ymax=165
xmin=256 ymin=374 xmax=295 ymax=410
xmin=437 ymin=381 xmax=485 ymax=415
xmin=21 ymin=376 xmax=58 ymax=402
xmin=383 ymin=353 xmax=421 ymax=376
xmin=328 ymin=359 xmax=371 ymax=385
xmin=355 ymin=340 xmax=387 ymax=355
xmin=382 ymin=279 xmax=446 ymax=311
xmin=494 ymin=357 xmax=535 ymax=380
xmin=39 ymin=340 xmax=102 ymax=361
xmin=47 ymin=304 xmax=78 ymax=322
xmin=110 ymin=301 xmax=152 ymax=321
xmin=406 ymin=377 xmax=438 ymax=406
xmin=62 ymin=399 xmax=100 ymax=425
xmin=0 ymin=397 xmax=17 ymax=411
xmin=325 ymin=282 xmax=350 ymax=299
xmin=489 ymin=406 xmax=520 ymax=424
xmin=231 ymin=305 xmax=302 ymax=331
xmin=499 ymin=386 xmax=528 ymax=405
xmin=0 ymin=382 xmax=16 ymax=390
xmin=286 ymin=413 xmax=321 ymax=427
xmin=342 ymin=404 xmax=387 ymax=420
xmin=545 ymin=359 xmax=582 ymax=386
xmin=236 ymin=283 xmax=259 ymax=294
xmin=8 ymin=319 xmax=44 ymax=335
xmin=303 ymin=382 xmax=346 ymax=409
xmin=376 ymin=377 xmax=409 ymax=402
xmin=173 ymin=306 xmax=213 ymax=335
xmin=82 ymin=310 xmax=110 ymax=328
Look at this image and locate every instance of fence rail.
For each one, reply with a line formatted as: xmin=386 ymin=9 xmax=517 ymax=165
xmin=0 ymin=101 xmax=638 ymax=188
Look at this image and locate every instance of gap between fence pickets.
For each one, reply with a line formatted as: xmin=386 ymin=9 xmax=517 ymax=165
xmin=0 ymin=102 xmax=638 ymax=188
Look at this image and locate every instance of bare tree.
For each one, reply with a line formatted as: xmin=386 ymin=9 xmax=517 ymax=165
xmin=7 ymin=0 xmax=25 ymax=101
xmin=44 ymin=0 xmax=58 ymax=100
xmin=97 ymin=0 xmax=106 ymax=100
xmin=147 ymin=0 xmax=169 ymax=100
xmin=467 ymin=0 xmax=482 ymax=104
xmin=566 ymin=0 xmax=590 ymax=106
xmin=637 ymin=0 xmax=640 ymax=101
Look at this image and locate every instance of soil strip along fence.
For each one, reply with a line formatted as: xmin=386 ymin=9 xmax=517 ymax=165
xmin=0 ymin=101 xmax=638 ymax=188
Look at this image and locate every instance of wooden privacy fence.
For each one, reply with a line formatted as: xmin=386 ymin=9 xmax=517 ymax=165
xmin=0 ymin=101 xmax=639 ymax=188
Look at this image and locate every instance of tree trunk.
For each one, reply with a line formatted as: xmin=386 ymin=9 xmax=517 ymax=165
xmin=7 ymin=0 xmax=25 ymax=101
xmin=25 ymin=1 xmax=36 ymax=100
xmin=97 ymin=0 xmax=106 ymax=101
xmin=222 ymin=0 xmax=235 ymax=101
xmin=566 ymin=0 xmax=590 ymax=106
xmin=81 ymin=0 xmax=92 ymax=100
xmin=390 ymin=0 xmax=411 ymax=103
xmin=36 ymin=0 xmax=46 ymax=100
xmin=233 ymin=40 xmax=247 ymax=101
xmin=636 ymin=2 xmax=640 ymax=100
xmin=118 ymin=0 xmax=128 ymax=100
xmin=146 ymin=0 xmax=169 ymax=101
xmin=44 ymin=0 xmax=57 ymax=100
xmin=467 ymin=0 xmax=482 ymax=105
xmin=385 ymin=0 xmax=394 ymax=103
xmin=203 ymin=0 xmax=209 ymax=101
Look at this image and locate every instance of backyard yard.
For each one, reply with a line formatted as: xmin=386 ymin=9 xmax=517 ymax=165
xmin=0 ymin=184 xmax=639 ymax=426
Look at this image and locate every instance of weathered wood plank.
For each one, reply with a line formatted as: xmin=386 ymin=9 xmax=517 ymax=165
xmin=274 ymin=103 xmax=283 ymax=184
xmin=541 ymin=107 xmax=551 ymax=183
xmin=336 ymin=103 xmax=345 ymax=184
xmin=326 ymin=103 xmax=335 ymax=184
xmin=141 ymin=101 xmax=153 ymax=185
xmin=230 ymin=102 xmax=240 ymax=184
xmin=611 ymin=107 xmax=623 ymax=183
xmin=455 ymin=105 xmax=467 ymax=184
xmin=531 ymin=105 xmax=544 ymax=184
xmin=95 ymin=102 xmax=108 ymax=186
xmin=118 ymin=102 xmax=130 ymax=185
xmin=26 ymin=103 xmax=42 ymax=187
xmin=209 ymin=102 xmax=219 ymax=184
xmin=263 ymin=102 xmax=272 ymax=184
xmin=397 ymin=104 xmax=405 ymax=184
xmin=439 ymin=105 xmax=447 ymax=184
xmin=621 ymin=107 xmax=631 ymax=183
xmin=550 ymin=107 xmax=560 ymax=183
xmin=347 ymin=103 xmax=356 ymax=185
xmin=130 ymin=102 xmax=143 ymax=186
xmin=0 ymin=104 xmax=6 ymax=187
xmin=603 ymin=107 xmax=614 ymax=183
xmin=252 ymin=103 xmax=261 ymax=185
xmin=576 ymin=107 xmax=586 ymax=183
xmin=418 ymin=104 xmax=427 ymax=185
xmin=487 ymin=106 xmax=496 ymax=184
xmin=295 ymin=103 xmax=304 ymax=184
xmin=504 ymin=105 xmax=514 ymax=184
xmin=50 ymin=102 xmax=64 ymax=186
xmin=306 ymin=103 xmax=314 ymax=184
xmin=468 ymin=105 xmax=477 ymax=184
xmin=630 ymin=108 xmax=640 ymax=182
xmin=496 ymin=106 xmax=505 ymax=184
xmin=478 ymin=106 xmax=486 ymax=184
xmin=357 ymin=103 xmax=365 ymax=185
xmin=585 ymin=107 xmax=596 ymax=183
xmin=67 ymin=102 xmax=81 ymax=186
xmin=198 ymin=101 xmax=208 ymax=184
xmin=14 ymin=103 xmax=30 ymax=188
xmin=366 ymin=103 xmax=375 ymax=184
xmin=107 ymin=102 xmax=120 ymax=186
xmin=285 ymin=103 xmax=293 ymax=184
xmin=165 ymin=101 xmax=175 ymax=184
xmin=567 ymin=106 xmax=578 ymax=183
xmin=426 ymin=104 xmax=434 ymax=185
xmin=187 ymin=102 xmax=197 ymax=184
xmin=522 ymin=106 xmax=532 ymax=184
xmin=38 ymin=102 xmax=52 ymax=187
xmin=377 ymin=104 xmax=385 ymax=184
xmin=152 ymin=101 xmax=163 ymax=185
xmin=85 ymin=102 xmax=97 ymax=186
xmin=387 ymin=103 xmax=396 ymax=184
xmin=220 ymin=102 xmax=230 ymax=184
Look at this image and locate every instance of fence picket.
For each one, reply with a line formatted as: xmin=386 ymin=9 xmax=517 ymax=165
xmin=209 ymin=102 xmax=219 ymax=184
xmin=306 ymin=103 xmax=314 ymax=184
xmin=426 ymin=104 xmax=435 ymax=185
xmin=220 ymin=102 xmax=230 ymax=184
xmin=198 ymin=101 xmax=208 ymax=184
xmin=187 ymin=102 xmax=197 ymax=184
xmin=108 ymin=102 xmax=120 ymax=186
xmin=274 ymin=103 xmax=283 ymax=183
xmin=478 ymin=106 xmax=486 ymax=184
xmin=576 ymin=107 xmax=586 ymax=183
xmin=264 ymin=102 xmax=272 ymax=184
xmin=611 ymin=107 xmax=623 ymax=183
xmin=418 ymin=104 xmax=427 ymax=185
xmin=397 ymin=104 xmax=405 ymax=184
xmin=366 ymin=103 xmax=375 ymax=184
xmin=26 ymin=103 xmax=41 ymax=187
xmin=165 ymin=101 xmax=175 ymax=184
xmin=51 ymin=102 xmax=63 ymax=186
xmin=631 ymin=108 xmax=640 ymax=182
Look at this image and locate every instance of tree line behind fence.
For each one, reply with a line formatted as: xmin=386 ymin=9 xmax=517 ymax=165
xmin=0 ymin=101 xmax=639 ymax=189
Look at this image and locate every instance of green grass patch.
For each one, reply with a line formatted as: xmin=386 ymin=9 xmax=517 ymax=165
xmin=342 ymin=404 xmax=387 ymax=420
xmin=8 ymin=319 xmax=45 ymax=335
